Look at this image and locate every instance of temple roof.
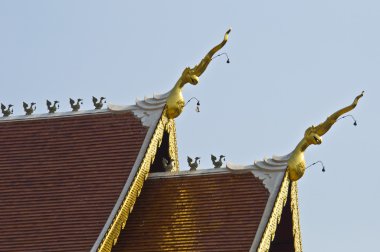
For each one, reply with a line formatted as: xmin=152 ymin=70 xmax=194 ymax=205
xmin=0 ymin=93 xmax=171 ymax=252
xmin=111 ymin=154 xmax=300 ymax=252
xmin=0 ymin=90 xmax=302 ymax=252
xmin=112 ymin=169 xmax=270 ymax=252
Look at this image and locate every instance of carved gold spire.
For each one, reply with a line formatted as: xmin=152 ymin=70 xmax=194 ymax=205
xmin=165 ymin=29 xmax=231 ymax=119
xmin=288 ymin=91 xmax=364 ymax=181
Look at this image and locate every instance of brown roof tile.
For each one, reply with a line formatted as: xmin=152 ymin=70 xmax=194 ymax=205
xmin=112 ymin=171 xmax=270 ymax=252
xmin=0 ymin=111 xmax=148 ymax=252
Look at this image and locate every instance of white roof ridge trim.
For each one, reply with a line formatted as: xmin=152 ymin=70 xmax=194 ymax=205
xmin=109 ymin=90 xmax=170 ymax=127
xmin=0 ymin=108 xmax=111 ymax=122
xmin=148 ymin=168 xmax=231 ymax=179
xmin=226 ymin=153 xmax=290 ymax=194
xmin=0 ymin=91 xmax=170 ymax=126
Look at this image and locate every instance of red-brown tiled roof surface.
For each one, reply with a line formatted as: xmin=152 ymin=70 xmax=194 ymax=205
xmin=0 ymin=111 xmax=148 ymax=252
xmin=112 ymin=172 xmax=270 ymax=252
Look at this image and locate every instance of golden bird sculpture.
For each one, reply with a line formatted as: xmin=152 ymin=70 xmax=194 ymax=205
xmin=288 ymin=91 xmax=364 ymax=181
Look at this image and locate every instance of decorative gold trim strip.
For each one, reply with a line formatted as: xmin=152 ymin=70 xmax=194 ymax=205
xmin=166 ymin=119 xmax=179 ymax=171
xmin=97 ymin=111 xmax=176 ymax=252
xmin=257 ymin=172 xmax=290 ymax=252
xmin=290 ymin=181 xmax=303 ymax=252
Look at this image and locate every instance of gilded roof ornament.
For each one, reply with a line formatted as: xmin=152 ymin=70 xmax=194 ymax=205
xmin=23 ymin=102 xmax=36 ymax=115
xmin=166 ymin=29 xmax=231 ymax=119
xmin=46 ymin=100 xmax=59 ymax=113
xmin=288 ymin=91 xmax=364 ymax=181
xmin=1 ymin=103 xmax=13 ymax=117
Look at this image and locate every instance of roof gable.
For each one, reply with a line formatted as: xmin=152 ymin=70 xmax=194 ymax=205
xmin=110 ymin=153 xmax=303 ymax=252
xmin=112 ymin=170 xmax=269 ymax=252
xmin=93 ymin=92 xmax=179 ymax=252
xmin=0 ymin=91 xmax=179 ymax=252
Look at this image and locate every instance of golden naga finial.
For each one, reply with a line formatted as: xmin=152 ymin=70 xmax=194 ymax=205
xmin=288 ymin=91 xmax=364 ymax=181
xmin=165 ymin=29 xmax=231 ymax=119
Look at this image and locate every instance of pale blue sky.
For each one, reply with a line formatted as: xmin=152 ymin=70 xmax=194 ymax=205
xmin=1 ymin=1 xmax=379 ymax=251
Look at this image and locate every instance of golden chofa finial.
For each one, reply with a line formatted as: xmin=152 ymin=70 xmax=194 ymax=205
xmin=165 ymin=29 xmax=231 ymax=119
xmin=288 ymin=91 xmax=364 ymax=181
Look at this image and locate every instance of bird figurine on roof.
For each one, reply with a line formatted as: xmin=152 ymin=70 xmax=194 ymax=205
xmin=1 ymin=103 xmax=13 ymax=117
xmin=187 ymin=156 xmax=200 ymax=171
xmin=46 ymin=100 xmax=59 ymax=114
xmin=23 ymin=102 xmax=36 ymax=115
xmin=92 ymin=96 xmax=106 ymax=109
xmin=211 ymin=154 xmax=225 ymax=168
xmin=70 ymin=98 xmax=83 ymax=112
xmin=162 ymin=157 xmax=175 ymax=172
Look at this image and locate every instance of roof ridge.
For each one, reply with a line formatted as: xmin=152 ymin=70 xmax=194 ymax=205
xmin=0 ymin=108 xmax=111 ymax=122
xmin=108 ymin=91 xmax=169 ymax=127
xmin=148 ymin=167 xmax=231 ymax=179
xmin=226 ymin=153 xmax=289 ymax=195
xmin=0 ymin=91 xmax=170 ymax=126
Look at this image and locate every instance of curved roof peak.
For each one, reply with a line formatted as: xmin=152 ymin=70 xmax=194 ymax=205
xmin=0 ymin=91 xmax=171 ymax=127
xmin=226 ymin=153 xmax=290 ymax=195
xmin=108 ymin=90 xmax=170 ymax=127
